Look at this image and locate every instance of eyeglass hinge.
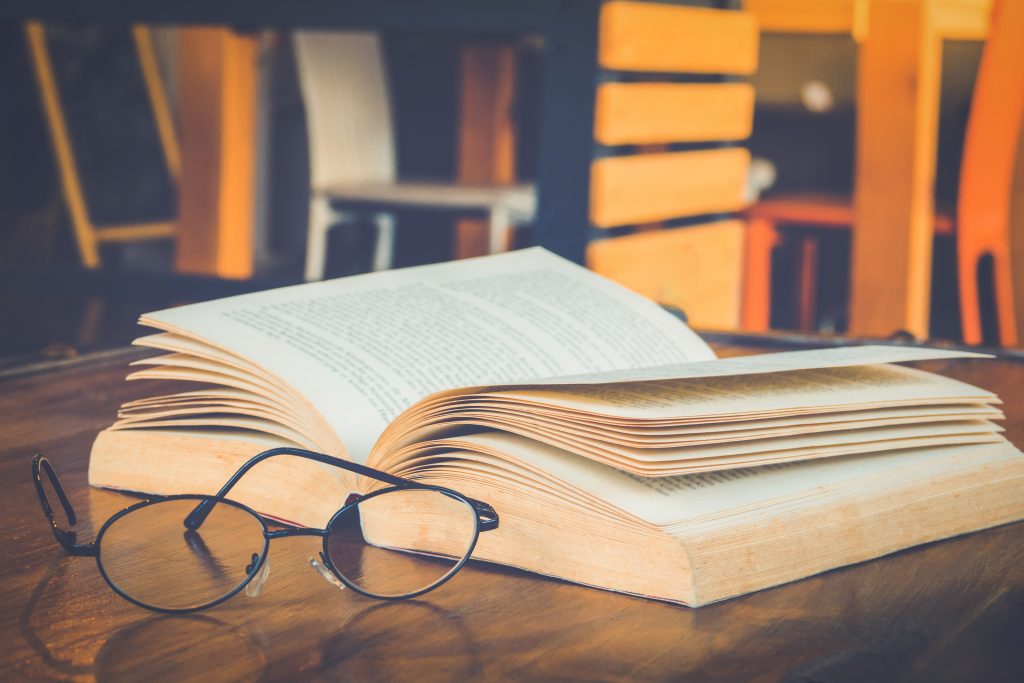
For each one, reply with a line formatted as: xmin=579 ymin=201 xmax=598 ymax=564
xmin=471 ymin=500 xmax=499 ymax=531
xmin=70 ymin=542 xmax=98 ymax=557
xmin=54 ymin=528 xmax=96 ymax=556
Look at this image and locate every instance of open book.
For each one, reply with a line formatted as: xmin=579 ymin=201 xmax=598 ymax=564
xmin=90 ymin=248 xmax=1024 ymax=605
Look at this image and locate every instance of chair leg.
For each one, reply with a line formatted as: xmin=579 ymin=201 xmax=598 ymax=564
xmin=26 ymin=22 xmax=102 ymax=268
xmin=796 ymin=235 xmax=819 ymax=332
xmin=993 ymin=251 xmax=1019 ymax=347
xmin=959 ymin=243 xmax=1019 ymax=347
xmin=305 ymin=195 xmax=333 ymax=281
xmin=958 ymin=241 xmax=983 ymax=345
xmin=372 ymin=212 xmax=396 ymax=272
xmin=488 ymin=206 xmax=511 ymax=254
xmin=741 ymin=216 xmax=780 ymax=331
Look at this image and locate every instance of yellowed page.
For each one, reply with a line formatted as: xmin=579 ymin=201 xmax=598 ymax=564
xmin=486 ymin=364 xmax=996 ymax=420
xmin=547 ymin=419 xmax=1001 ymax=462
xmin=134 ymin=332 xmax=247 ymax=365
xmin=130 ymin=353 xmax=288 ymax=397
xmin=122 ymin=387 xmax=257 ymax=407
xmin=390 ymin=416 xmax=1001 ymax=475
xmin=141 ymin=248 xmax=712 ymax=461
xmin=399 ymin=401 xmax=1000 ymax=444
xmin=523 ymin=344 xmax=991 ymax=385
xmin=428 ymin=431 xmax=1023 ymax=526
xmin=110 ymin=415 xmax=314 ymax=448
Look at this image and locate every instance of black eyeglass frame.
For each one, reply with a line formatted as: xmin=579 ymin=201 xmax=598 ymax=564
xmin=31 ymin=447 xmax=499 ymax=613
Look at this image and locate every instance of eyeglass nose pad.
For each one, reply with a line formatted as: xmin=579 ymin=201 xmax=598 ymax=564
xmin=309 ymin=552 xmax=345 ymax=591
xmin=245 ymin=553 xmax=270 ymax=598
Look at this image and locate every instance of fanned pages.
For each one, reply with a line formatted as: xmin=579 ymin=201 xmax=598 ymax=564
xmin=89 ymin=248 xmax=1024 ymax=605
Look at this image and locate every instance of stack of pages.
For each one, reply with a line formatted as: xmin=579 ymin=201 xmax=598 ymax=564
xmin=90 ymin=249 xmax=1024 ymax=605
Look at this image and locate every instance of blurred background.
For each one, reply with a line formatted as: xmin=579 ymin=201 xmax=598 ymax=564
xmin=2 ymin=0 xmax=1022 ymax=367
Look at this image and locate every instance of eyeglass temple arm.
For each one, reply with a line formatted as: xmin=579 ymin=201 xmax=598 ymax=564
xmin=184 ymin=447 xmax=417 ymax=531
xmin=184 ymin=447 xmax=499 ymax=532
xmin=30 ymin=455 xmax=97 ymax=556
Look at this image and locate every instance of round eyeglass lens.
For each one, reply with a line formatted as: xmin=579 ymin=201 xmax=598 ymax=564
xmin=326 ymin=488 xmax=478 ymax=598
xmin=98 ymin=497 xmax=266 ymax=611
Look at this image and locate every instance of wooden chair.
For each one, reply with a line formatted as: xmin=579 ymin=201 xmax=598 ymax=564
xmin=742 ymin=0 xmax=1024 ymax=345
xmin=25 ymin=22 xmax=179 ymax=269
xmin=585 ymin=2 xmax=758 ymax=330
xmin=292 ymin=31 xmax=535 ymax=280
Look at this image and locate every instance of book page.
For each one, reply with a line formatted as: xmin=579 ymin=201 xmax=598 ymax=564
xmin=142 ymin=249 xmax=712 ymax=461
xmin=446 ymin=431 xmax=1021 ymax=526
xmin=436 ymin=401 xmax=1001 ymax=439
xmin=522 ymin=344 xmax=991 ymax=385
xmin=488 ymin=364 xmax=997 ymax=420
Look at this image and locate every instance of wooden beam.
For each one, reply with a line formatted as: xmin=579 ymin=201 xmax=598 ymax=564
xmin=745 ymin=0 xmax=990 ymax=41
xmin=743 ymin=0 xmax=861 ymax=35
xmin=849 ymin=0 xmax=942 ymax=338
xmin=932 ymin=0 xmax=992 ymax=39
xmin=455 ymin=44 xmax=517 ymax=259
xmin=175 ymin=28 xmax=257 ymax=278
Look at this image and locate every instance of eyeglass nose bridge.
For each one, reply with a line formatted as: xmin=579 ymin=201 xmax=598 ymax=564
xmin=309 ymin=552 xmax=346 ymax=591
xmin=245 ymin=553 xmax=271 ymax=598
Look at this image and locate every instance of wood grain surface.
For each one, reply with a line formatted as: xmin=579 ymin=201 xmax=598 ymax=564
xmin=2 ymin=343 xmax=1023 ymax=682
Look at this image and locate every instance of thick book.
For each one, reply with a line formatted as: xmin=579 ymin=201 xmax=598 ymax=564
xmin=89 ymin=248 xmax=1024 ymax=606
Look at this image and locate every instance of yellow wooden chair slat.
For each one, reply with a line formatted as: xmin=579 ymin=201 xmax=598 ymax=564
xmin=590 ymin=147 xmax=750 ymax=228
xmin=599 ymin=1 xmax=758 ymax=74
xmin=94 ymin=223 xmax=177 ymax=243
xmin=594 ymin=82 xmax=755 ymax=146
xmin=588 ymin=220 xmax=747 ymax=330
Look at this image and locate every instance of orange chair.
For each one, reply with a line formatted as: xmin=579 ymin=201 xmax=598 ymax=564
xmin=25 ymin=23 xmax=180 ymax=269
xmin=587 ymin=2 xmax=759 ymax=331
xmin=741 ymin=0 xmax=1024 ymax=345
xmin=956 ymin=0 xmax=1024 ymax=346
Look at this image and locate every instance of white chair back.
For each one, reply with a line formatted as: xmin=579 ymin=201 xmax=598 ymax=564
xmin=293 ymin=31 xmax=396 ymax=189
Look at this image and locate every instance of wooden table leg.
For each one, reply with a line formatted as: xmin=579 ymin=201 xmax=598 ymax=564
xmin=175 ymin=28 xmax=258 ymax=278
xmin=455 ymin=44 xmax=517 ymax=259
xmin=849 ymin=0 xmax=942 ymax=339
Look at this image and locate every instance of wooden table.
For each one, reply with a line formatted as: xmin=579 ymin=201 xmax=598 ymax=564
xmin=3 ymin=339 xmax=1024 ymax=681
xmin=745 ymin=0 xmax=993 ymax=339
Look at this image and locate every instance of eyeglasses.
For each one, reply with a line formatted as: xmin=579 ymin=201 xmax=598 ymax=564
xmin=31 ymin=447 xmax=498 ymax=613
